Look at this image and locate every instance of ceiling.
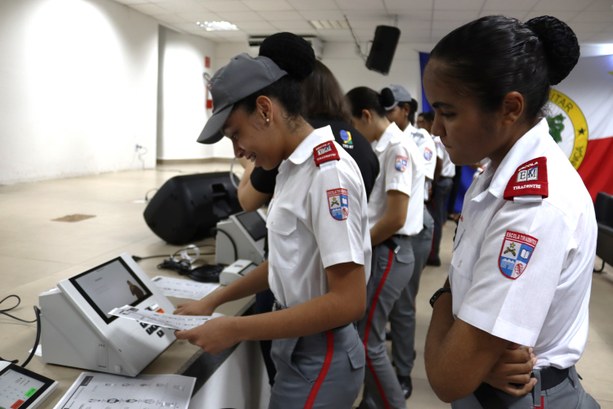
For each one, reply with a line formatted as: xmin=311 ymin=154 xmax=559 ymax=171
xmin=112 ymin=0 xmax=613 ymax=49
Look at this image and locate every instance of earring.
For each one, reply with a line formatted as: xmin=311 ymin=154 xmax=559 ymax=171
xmin=265 ymin=117 xmax=270 ymax=124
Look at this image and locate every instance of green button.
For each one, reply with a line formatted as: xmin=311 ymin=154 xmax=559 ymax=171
xmin=25 ymin=387 xmax=38 ymax=397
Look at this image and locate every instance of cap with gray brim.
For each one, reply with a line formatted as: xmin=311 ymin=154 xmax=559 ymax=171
xmin=382 ymin=84 xmax=412 ymax=111
xmin=197 ymin=53 xmax=288 ymax=144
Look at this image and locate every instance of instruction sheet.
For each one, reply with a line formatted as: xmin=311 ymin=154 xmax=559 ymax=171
xmin=53 ymin=371 xmax=195 ymax=409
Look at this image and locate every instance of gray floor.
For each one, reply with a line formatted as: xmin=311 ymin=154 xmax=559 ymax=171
xmin=0 ymin=161 xmax=611 ymax=408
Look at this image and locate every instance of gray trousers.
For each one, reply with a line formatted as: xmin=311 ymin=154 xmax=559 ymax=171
xmin=451 ymin=366 xmax=600 ymax=409
xmin=268 ymin=324 xmax=365 ymax=409
xmin=390 ymin=207 xmax=434 ymax=377
xmin=358 ymin=236 xmax=415 ymax=409
xmin=428 ymin=176 xmax=453 ymax=261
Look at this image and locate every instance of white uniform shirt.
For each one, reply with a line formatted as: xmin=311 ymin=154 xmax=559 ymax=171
xmin=406 ymin=124 xmax=436 ymax=181
xmin=433 ymin=136 xmax=456 ymax=178
xmin=449 ymin=119 xmax=597 ymax=369
xmin=266 ymin=126 xmax=372 ymax=308
xmin=368 ymin=122 xmax=425 ymax=236
xmin=407 ymin=123 xmax=436 ymax=201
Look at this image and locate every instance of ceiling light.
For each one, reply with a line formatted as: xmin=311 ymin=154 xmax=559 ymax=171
xmin=309 ymin=20 xmax=348 ymax=30
xmin=196 ymin=21 xmax=239 ymax=31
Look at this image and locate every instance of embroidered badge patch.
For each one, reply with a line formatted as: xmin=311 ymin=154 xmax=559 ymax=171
xmin=313 ymin=141 xmax=340 ymax=167
xmin=327 ymin=188 xmax=349 ymax=221
xmin=504 ymin=157 xmax=548 ymax=200
xmin=498 ymin=230 xmax=538 ymax=279
xmin=339 ymin=129 xmax=354 ymax=149
xmin=423 ymin=147 xmax=433 ymax=162
xmin=395 ymin=155 xmax=408 ymax=172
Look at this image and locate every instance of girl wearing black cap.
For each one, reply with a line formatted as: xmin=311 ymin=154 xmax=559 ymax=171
xmin=175 ymin=34 xmax=371 ymax=409
xmin=424 ymin=15 xmax=599 ymax=408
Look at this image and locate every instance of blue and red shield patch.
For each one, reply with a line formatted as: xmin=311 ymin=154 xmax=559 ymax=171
xmin=395 ymin=155 xmax=408 ymax=172
xmin=498 ymin=230 xmax=538 ymax=279
xmin=327 ymin=188 xmax=349 ymax=221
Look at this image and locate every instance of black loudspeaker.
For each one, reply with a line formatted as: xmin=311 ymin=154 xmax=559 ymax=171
xmin=366 ymin=25 xmax=401 ymax=75
xmin=143 ymin=172 xmax=242 ymax=245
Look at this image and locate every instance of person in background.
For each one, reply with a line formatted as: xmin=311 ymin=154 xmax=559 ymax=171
xmin=423 ymin=15 xmax=600 ymax=408
xmin=175 ymin=33 xmax=371 ymax=409
xmin=416 ymin=111 xmax=434 ymax=133
xmin=382 ymin=84 xmax=436 ymax=399
xmin=427 ymin=124 xmax=456 ymax=267
xmin=346 ymin=86 xmax=425 ymax=409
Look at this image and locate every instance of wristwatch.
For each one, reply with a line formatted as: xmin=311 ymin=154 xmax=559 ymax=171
xmin=429 ymin=287 xmax=452 ymax=308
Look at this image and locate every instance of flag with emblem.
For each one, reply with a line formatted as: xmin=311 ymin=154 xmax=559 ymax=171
xmin=547 ymin=55 xmax=613 ymax=201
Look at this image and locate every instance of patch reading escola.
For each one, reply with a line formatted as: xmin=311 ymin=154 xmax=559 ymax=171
xmin=52 ymin=214 xmax=96 ymax=222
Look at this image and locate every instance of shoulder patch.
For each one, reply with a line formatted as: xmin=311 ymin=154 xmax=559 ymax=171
xmin=395 ymin=155 xmax=408 ymax=172
xmin=327 ymin=188 xmax=349 ymax=221
xmin=498 ymin=230 xmax=538 ymax=279
xmin=338 ymin=129 xmax=354 ymax=149
xmin=503 ymin=157 xmax=548 ymax=201
xmin=313 ymin=141 xmax=340 ymax=167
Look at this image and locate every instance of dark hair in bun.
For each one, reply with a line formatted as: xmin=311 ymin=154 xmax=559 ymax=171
xmin=236 ymin=32 xmax=315 ymax=117
xmin=429 ymin=15 xmax=580 ymax=121
xmin=346 ymin=86 xmax=387 ymax=119
xmin=258 ymin=32 xmax=315 ymax=81
xmin=525 ymin=16 xmax=579 ymax=85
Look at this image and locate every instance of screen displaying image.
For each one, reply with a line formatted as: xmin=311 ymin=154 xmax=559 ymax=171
xmin=69 ymin=257 xmax=152 ymax=324
xmin=235 ymin=211 xmax=267 ymax=241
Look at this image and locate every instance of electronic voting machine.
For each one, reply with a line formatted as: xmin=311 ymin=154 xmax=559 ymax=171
xmin=39 ymin=253 xmax=175 ymax=377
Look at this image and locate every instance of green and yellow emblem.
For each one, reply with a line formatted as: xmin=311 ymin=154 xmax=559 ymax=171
xmin=547 ymin=89 xmax=589 ymax=169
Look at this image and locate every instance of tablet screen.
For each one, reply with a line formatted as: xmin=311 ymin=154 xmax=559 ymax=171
xmin=0 ymin=363 xmax=57 ymax=409
xmin=69 ymin=257 xmax=153 ymax=324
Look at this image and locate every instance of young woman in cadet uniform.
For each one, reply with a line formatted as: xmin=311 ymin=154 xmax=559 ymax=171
xmin=174 ymin=36 xmax=371 ymax=409
xmin=423 ymin=15 xmax=600 ymax=408
xmin=382 ymin=84 xmax=437 ymax=399
xmin=346 ymin=86 xmax=425 ymax=409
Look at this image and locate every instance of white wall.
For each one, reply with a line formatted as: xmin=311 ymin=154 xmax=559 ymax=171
xmin=0 ymin=0 xmax=159 ymax=184
xmin=0 ymin=0 xmax=434 ymax=182
xmin=157 ymin=26 xmax=216 ymax=161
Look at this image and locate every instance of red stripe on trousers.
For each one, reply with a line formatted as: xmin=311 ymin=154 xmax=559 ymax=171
xmin=304 ymin=330 xmax=335 ymax=409
xmin=363 ymin=247 xmax=395 ymax=409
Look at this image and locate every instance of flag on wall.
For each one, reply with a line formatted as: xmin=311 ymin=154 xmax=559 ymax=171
xmin=419 ymin=52 xmax=431 ymax=113
xmin=547 ymin=54 xmax=613 ymax=201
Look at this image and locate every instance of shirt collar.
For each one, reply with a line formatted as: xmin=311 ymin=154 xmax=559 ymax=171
xmin=486 ymin=118 xmax=549 ymax=198
xmin=286 ymin=125 xmax=335 ymax=165
xmin=374 ymin=122 xmax=403 ymax=152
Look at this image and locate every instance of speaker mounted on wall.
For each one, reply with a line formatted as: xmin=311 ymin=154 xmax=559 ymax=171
xmin=365 ymin=25 xmax=401 ymax=75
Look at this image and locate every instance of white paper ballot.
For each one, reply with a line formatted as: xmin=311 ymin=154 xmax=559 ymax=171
xmin=151 ymin=276 xmax=220 ymax=300
xmin=109 ymin=305 xmax=220 ymax=331
xmin=54 ymin=371 xmax=195 ymax=409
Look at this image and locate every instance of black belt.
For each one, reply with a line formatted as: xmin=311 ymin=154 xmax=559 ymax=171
xmin=474 ymin=366 xmax=571 ymax=408
xmin=539 ymin=366 xmax=569 ymax=390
